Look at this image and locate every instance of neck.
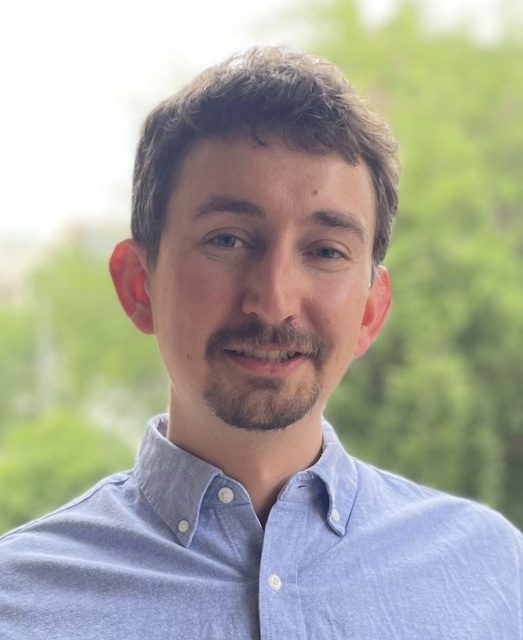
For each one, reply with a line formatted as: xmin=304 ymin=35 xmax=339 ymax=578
xmin=167 ymin=398 xmax=323 ymax=527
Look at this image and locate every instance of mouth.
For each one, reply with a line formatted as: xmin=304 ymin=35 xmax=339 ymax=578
xmin=221 ymin=345 xmax=309 ymax=377
xmin=224 ymin=347 xmax=302 ymax=363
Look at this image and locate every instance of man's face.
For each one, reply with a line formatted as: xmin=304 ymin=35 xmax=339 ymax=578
xmin=144 ymin=135 xmax=389 ymax=431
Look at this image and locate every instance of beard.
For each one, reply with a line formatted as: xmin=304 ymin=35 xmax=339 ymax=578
xmin=203 ymin=322 xmax=328 ymax=432
xmin=204 ymin=374 xmax=323 ymax=431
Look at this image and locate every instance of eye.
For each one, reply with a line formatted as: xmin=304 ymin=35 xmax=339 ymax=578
xmin=310 ymin=246 xmax=348 ymax=261
xmin=208 ymin=234 xmax=246 ymax=249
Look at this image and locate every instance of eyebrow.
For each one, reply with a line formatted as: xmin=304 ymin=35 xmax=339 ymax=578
xmin=193 ymin=195 xmax=369 ymax=245
xmin=193 ymin=196 xmax=265 ymax=219
xmin=312 ymin=210 xmax=369 ymax=244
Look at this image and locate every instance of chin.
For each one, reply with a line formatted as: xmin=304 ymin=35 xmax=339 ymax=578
xmin=204 ymin=377 xmax=322 ymax=432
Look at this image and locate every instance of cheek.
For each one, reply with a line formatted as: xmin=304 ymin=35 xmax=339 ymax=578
xmin=311 ymin=279 xmax=368 ymax=359
xmin=314 ymin=278 xmax=367 ymax=327
xmin=179 ymin=261 xmax=237 ymax=312
xmin=155 ymin=262 xmax=238 ymax=356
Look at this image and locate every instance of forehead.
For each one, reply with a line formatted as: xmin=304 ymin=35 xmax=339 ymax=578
xmin=165 ymin=135 xmax=376 ymax=237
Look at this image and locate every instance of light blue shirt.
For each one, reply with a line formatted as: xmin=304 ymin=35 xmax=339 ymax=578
xmin=1 ymin=414 xmax=522 ymax=639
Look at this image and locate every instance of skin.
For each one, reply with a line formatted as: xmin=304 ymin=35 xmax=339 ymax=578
xmin=110 ymin=134 xmax=391 ymax=526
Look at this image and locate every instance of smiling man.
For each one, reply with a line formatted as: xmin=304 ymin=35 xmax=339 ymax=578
xmin=1 ymin=48 xmax=522 ymax=639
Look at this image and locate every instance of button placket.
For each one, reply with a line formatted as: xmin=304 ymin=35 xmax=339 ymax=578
xmin=268 ymin=574 xmax=282 ymax=591
xmin=258 ymin=500 xmax=308 ymax=639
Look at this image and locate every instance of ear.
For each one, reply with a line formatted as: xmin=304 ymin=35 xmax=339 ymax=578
xmin=353 ymin=266 xmax=391 ymax=358
xmin=109 ymin=240 xmax=155 ymax=335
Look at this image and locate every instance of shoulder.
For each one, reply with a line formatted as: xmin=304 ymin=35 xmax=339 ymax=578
xmin=351 ymin=457 xmax=523 ymax=564
xmin=0 ymin=470 xmax=134 ymax=552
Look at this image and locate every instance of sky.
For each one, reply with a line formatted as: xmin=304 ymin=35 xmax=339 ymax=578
xmin=0 ymin=0 xmax=515 ymax=248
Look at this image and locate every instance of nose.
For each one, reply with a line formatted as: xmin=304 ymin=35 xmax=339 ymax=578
xmin=241 ymin=246 xmax=302 ymax=325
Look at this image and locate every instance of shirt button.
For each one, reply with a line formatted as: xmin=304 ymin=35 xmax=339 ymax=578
xmin=178 ymin=519 xmax=190 ymax=533
xmin=331 ymin=509 xmax=340 ymax=522
xmin=268 ymin=574 xmax=282 ymax=591
xmin=218 ymin=487 xmax=234 ymax=504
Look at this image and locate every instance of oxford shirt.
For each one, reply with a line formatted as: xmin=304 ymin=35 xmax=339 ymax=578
xmin=1 ymin=414 xmax=522 ymax=639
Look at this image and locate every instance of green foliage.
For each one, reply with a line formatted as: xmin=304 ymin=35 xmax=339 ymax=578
xmin=0 ymin=240 xmax=165 ymax=534
xmin=0 ymin=306 xmax=38 ymax=430
xmin=301 ymin=0 xmax=523 ymax=527
xmin=30 ymin=245 xmax=166 ymax=412
xmin=0 ymin=409 xmax=134 ymax=535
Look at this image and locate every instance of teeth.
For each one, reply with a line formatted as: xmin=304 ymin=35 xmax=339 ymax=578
xmin=229 ymin=348 xmax=298 ymax=362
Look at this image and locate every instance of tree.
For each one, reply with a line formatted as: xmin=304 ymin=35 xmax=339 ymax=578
xmin=0 ymin=306 xmax=39 ymax=432
xmin=0 ymin=408 xmax=134 ymax=535
xmin=29 ymin=239 xmax=167 ymax=429
xmin=0 ymin=231 xmax=166 ymax=533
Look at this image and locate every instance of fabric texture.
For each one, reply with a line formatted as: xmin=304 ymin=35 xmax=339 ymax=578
xmin=1 ymin=414 xmax=522 ymax=639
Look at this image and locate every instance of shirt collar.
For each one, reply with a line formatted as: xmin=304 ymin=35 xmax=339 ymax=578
xmin=135 ymin=414 xmax=358 ymax=545
xmin=311 ymin=417 xmax=358 ymax=536
xmin=135 ymin=414 xmax=223 ymax=547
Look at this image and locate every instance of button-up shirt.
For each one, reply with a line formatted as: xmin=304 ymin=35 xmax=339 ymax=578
xmin=1 ymin=414 xmax=522 ymax=639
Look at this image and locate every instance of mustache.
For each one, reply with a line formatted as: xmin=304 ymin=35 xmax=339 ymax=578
xmin=206 ymin=321 xmax=328 ymax=363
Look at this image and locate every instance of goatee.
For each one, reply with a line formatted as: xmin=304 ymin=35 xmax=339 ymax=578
xmin=204 ymin=322 xmax=328 ymax=431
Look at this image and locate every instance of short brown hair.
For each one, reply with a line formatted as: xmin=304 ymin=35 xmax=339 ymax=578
xmin=132 ymin=47 xmax=400 ymax=268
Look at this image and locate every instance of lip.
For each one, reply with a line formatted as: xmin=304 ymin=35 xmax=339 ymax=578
xmin=224 ymin=351 xmax=308 ymax=377
xmin=226 ymin=343 xmax=302 ymax=354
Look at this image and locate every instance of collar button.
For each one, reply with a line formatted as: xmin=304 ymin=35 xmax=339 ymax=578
xmin=218 ymin=487 xmax=234 ymax=504
xmin=178 ymin=519 xmax=190 ymax=533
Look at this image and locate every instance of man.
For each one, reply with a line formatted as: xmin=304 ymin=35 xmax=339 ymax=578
xmin=1 ymin=48 xmax=521 ymax=639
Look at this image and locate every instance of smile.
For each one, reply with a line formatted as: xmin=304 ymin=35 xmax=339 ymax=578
xmin=222 ymin=347 xmax=308 ymax=377
xmin=226 ymin=348 xmax=299 ymax=363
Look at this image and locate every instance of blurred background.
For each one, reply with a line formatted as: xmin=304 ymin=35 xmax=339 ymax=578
xmin=1 ymin=0 xmax=522 ymax=535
